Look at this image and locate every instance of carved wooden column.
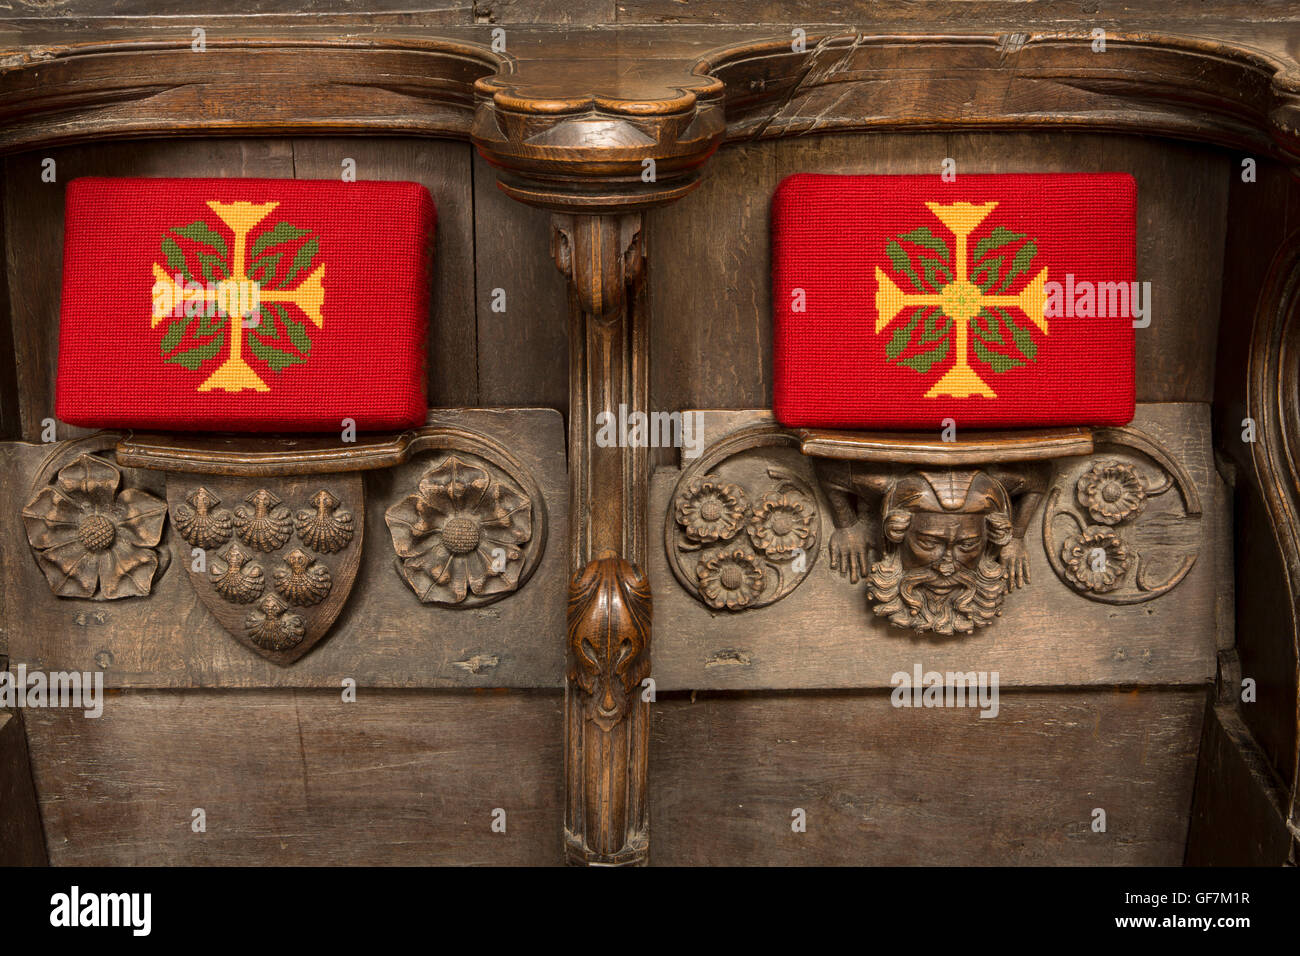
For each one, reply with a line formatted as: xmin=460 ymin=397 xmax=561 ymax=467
xmin=473 ymin=66 xmax=723 ymax=864
xmin=552 ymin=214 xmax=651 ymax=863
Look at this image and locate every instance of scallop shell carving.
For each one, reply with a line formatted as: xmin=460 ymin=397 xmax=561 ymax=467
xmin=295 ymin=489 xmax=354 ymax=553
xmin=210 ymin=542 xmax=265 ymax=604
xmin=173 ymin=487 xmax=233 ymax=549
xmin=234 ymin=488 xmax=293 ymax=552
xmin=244 ymin=594 xmax=305 ymax=652
xmin=273 ymin=549 xmax=332 ymax=606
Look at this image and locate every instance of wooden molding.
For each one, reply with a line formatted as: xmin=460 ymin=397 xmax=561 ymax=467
xmin=1246 ymin=227 xmax=1300 ymax=833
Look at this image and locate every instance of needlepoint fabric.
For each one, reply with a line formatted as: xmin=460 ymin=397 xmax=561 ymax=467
xmin=771 ymin=172 xmax=1137 ymax=429
xmin=56 ymin=177 xmax=435 ymax=432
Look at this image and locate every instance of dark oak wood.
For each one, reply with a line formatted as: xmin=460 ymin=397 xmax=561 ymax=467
xmin=1186 ymin=701 xmax=1293 ymax=866
xmin=0 ymin=711 xmax=46 ymax=865
xmin=23 ymin=689 xmax=564 ymax=866
xmin=650 ymin=688 xmax=1204 ymax=866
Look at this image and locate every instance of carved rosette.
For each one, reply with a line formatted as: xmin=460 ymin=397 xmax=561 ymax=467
xmin=666 ymin=433 xmax=821 ymax=612
xmin=22 ymin=453 xmax=169 ymax=600
xmin=385 ymin=452 xmax=541 ymax=607
xmin=167 ymin=474 xmax=364 ymax=664
xmin=1042 ymin=428 xmax=1201 ymax=604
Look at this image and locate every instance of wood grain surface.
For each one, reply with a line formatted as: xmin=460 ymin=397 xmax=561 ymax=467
xmin=650 ymin=687 xmax=1204 ymax=866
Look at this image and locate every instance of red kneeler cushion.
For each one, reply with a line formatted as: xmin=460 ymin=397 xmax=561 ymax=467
xmin=772 ymin=173 xmax=1137 ymax=429
xmin=57 ymin=177 xmax=435 ymax=432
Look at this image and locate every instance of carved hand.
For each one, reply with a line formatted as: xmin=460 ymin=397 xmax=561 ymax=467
xmin=1002 ymin=536 xmax=1030 ymax=590
xmin=829 ymin=520 xmax=871 ymax=584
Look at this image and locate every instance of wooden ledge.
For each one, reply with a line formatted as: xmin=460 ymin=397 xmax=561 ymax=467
xmin=796 ymin=426 xmax=1094 ymax=465
xmin=114 ymin=409 xmax=546 ymax=476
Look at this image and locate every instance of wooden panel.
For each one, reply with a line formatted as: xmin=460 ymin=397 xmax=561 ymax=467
xmin=472 ymin=153 xmax=569 ymax=414
xmin=25 ymin=689 xmax=562 ymax=866
xmin=0 ymin=710 xmax=46 ymax=865
xmin=648 ymin=132 xmax=1230 ymax=435
xmin=1185 ymin=703 xmax=1292 ymax=866
xmin=291 ymin=138 xmax=479 ymax=407
xmin=649 ymin=404 xmax=1222 ymax=690
xmin=3 ymin=409 xmax=568 ymax=689
xmin=650 ymin=688 xmax=1204 ymax=866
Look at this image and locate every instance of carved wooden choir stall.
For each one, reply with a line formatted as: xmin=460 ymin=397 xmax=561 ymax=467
xmin=0 ymin=1 xmax=1297 ymax=866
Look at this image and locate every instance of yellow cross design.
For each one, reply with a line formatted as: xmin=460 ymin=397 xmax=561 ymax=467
xmin=874 ymin=201 xmax=1048 ymax=398
xmin=151 ymin=201 xmax=325 ymax=393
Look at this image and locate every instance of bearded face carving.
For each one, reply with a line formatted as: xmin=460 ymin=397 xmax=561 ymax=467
xmin=869 ymin=472 xmax=1013 ymax=635
xmin=813 ymin=461 xmax=1047 ymax=637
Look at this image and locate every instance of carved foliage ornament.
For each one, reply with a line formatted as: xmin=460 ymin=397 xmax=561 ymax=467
xmin=385 ymin=452 xmax=539 ymax=607
xmin=23 ymin=453 xmax=168 ymax=600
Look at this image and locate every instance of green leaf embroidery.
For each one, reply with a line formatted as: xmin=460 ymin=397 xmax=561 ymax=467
xmin=917 ymin=308 xmax=950 ymax=344
xmin=282 ymin=237 xmax=319 ymax=288
xmin=885 ymin=310 xmax=921 ymax=360
xmin=971 ymin=308 xmax=1005 ymax=345
xmin=196 ymin=311 xmax=227 ymax=337
xmin=973 ymin=338 xmax=1023 ymax=373
xmin=284 ymin=315 xmax=312 ymax=354
xmin=161 ymin=237 xmax=189 ymax=280
xmin=248 ymin=334 xmax=307 ymax=371
xmin=921 ymin=257 xmax=953 ymax=290
xmin=898 ymin=339 xmax=950 ymax=373
xmin=1004 ymin=309 xmax=1037 ymax=360
xmin=886 ymin=240 xmax=928 ymax=293
xmin=250 ymin=221 xmax=310 ymax=258
xmin=249 ymin=251 xmax=282 ymax=285
xmin=163 ymin=336 xmax=222 ymax=370
xmin=995 ymin=240 xmax=1038 ymax=293
xmin=199 ymin=253 xmax=227 ymax=284
xmin=972 ymin=226 xmax=1026 ymax=262
xmin=899 ymin=226 xmax=951 ymax=264
xmin=972 ymin=256 xmax=1004 ymax=292
xmin=172 ymin=221 xmax=228 ymax=260
xmin=158 ymin=315 xmax=192 ymax=354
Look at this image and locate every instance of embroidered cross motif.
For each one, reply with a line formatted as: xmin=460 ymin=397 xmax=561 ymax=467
xmin=151 ymin=201 xmax=325 ymax=393
xmin=874 ymin=201 xmax=1048 ymax=398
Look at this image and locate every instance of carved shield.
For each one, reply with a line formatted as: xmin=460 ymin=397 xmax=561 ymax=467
xmin=165 ymin=472 xmax=364 ymax=664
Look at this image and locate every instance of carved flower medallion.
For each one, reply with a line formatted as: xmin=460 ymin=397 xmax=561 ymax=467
xmin=675 ymin=477 xmax=748 ymax=544
xmin=1061 ymin=525 xmax=1131 ymax=593
xmin=1076 ymin=460 xmax=1146 ymax=525
xmin=747 ymin=490 xmax=814 ymax=558
xmin=22 ymin=454 xmax=167 ymax=600
xmin=696 ymin=548 xmax=766 ymax=610
xmin=385 ymin=454 xmax=535 ymax=606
